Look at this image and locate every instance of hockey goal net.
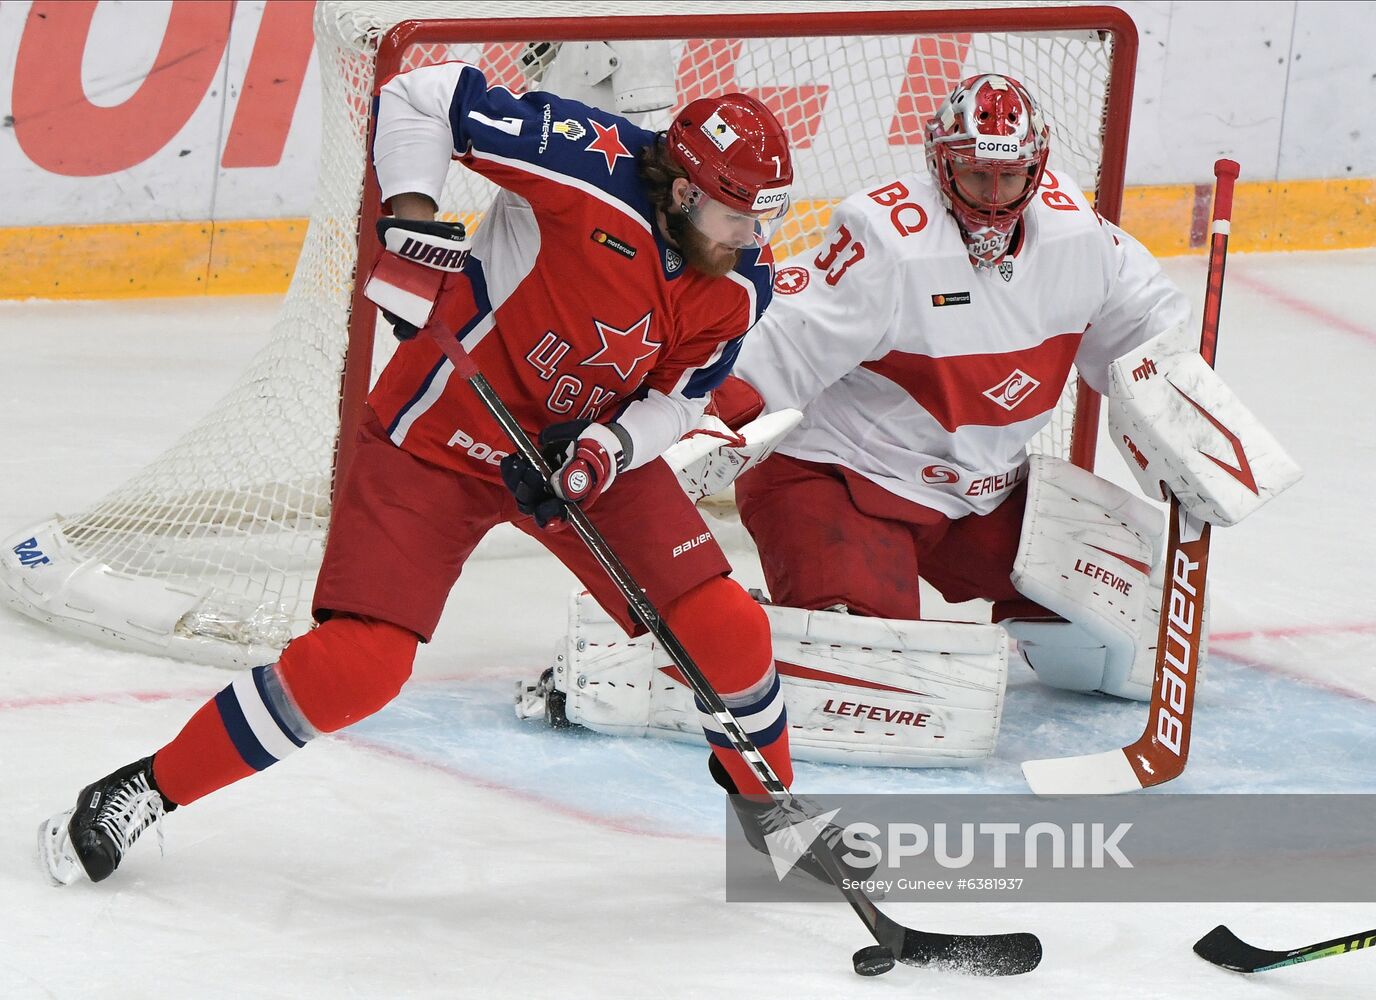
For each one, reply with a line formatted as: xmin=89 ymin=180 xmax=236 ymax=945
xmin=0 ymin=2 xmax=1137 ymax=667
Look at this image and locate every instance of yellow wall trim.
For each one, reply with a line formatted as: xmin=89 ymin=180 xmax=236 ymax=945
xmin=2 ymin=178 xmax=1371 ymax=300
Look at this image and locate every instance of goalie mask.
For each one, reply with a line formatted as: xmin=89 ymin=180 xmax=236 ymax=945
xmin=924 ymin=74 xmax=1050 ymax=268
xmin=667 ymin=94 xmax=793 ymax=248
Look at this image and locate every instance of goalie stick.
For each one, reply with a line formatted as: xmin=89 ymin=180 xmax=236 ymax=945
xmin=1021 ymin=158 xmax=1240 ymax=795
xmin=417 ymin=326 xmax=1041 ymax=978
xmin=1193 ymin=924 xmax=1376 ymax=974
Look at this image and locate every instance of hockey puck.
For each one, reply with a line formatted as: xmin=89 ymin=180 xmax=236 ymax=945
xmin=852 ymin=944 xmax=897 ymax=976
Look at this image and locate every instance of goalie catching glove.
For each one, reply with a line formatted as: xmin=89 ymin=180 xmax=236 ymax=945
xmin=362 ymin=217 xmax=472 ymax=341
xmin=1108 ymin=326 xmax=1302 ymax=526
xmin=665 ymin=410 xmax=804 ymax=504
xmin=500 ymin=420 xmax=632 ymax=529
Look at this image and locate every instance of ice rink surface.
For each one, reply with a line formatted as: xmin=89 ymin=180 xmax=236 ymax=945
xmin=2 ymin=250 xmax=1374 ymax=997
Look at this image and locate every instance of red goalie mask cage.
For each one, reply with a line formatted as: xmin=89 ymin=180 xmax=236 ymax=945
xmin=0 ymin=2 xmax=1138 ymax=667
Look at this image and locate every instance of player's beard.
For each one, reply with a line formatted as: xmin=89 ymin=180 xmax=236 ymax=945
xmin=666 ymin=208 xmax=740 ymax=278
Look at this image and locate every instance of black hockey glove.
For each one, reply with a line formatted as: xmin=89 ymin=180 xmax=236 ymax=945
xmin=500 ymin=420 xmax=630 ymax=530
xmin=362 ymin=218 xmax=471 ymax=341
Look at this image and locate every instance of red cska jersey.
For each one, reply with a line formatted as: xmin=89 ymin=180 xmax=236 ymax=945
xmin=368 ymin=62 xmax=775 ymax=482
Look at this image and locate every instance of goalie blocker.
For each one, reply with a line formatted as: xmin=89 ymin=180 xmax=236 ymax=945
xmin=1108 ymin=325 xmax=1301 ymax=527
xmin=517 ymin=590 xmax=1007 ymax=767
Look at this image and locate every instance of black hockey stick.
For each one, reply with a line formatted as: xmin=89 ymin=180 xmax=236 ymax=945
xmin=422 ymin=327 xmax=1041 ymax=977
xmin=1194 ymin=924 xmax=1376 ymax=973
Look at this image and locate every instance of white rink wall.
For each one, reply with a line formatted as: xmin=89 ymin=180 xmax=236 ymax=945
xmin=0 ymin=0 xmax=1371 ymax=226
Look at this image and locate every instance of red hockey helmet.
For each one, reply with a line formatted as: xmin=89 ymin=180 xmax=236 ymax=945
xmin=924 ymin=74 xmax=1050 ymax=266
xmin=667 ymin=93 xmax=793 ymax=247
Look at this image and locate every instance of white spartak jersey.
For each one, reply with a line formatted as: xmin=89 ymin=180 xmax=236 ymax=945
xmin=736 ymin=169 xmax=1190 ymax=517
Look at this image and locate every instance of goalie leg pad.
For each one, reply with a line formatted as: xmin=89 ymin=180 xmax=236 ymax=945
xmin=524 ymin=590 xmax=1006 ymax=767
xmin=1008 ymin=454 xmax=1163 ymax=700
xmin=1009 ymin=557 xmax=1211 ymax=702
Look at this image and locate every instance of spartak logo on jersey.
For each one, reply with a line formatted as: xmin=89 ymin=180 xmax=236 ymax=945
xmin=582 ymin=309 xmax=662 ymax=382
xmin=773 ymin=266 xmax=809 ymax=294
xmin=982 ymin=369 xmax=1041 ymax=411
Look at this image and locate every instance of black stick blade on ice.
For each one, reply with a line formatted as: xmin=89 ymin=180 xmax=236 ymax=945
xmin=894 ymin=921 xmax=1043 ymax=976
xmin=1193 ymin=924 xmax=1376 ymax=974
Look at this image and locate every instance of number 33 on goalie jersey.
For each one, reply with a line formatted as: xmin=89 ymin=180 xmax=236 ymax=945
xmin=365 ymin=61 xmax=775 ymax=481
xmin=735 ymin=168 xmax=1190 ymax=518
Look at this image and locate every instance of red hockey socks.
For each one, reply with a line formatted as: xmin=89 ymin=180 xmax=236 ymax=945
xmin=153 ymin=616 xmax=417 ymax=805
xmin=664 ymin=576 xmax=793 ymax=794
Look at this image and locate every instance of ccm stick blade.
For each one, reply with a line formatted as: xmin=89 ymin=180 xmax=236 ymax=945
xmin=1194 ymin=924 xmax=1376 ymax=974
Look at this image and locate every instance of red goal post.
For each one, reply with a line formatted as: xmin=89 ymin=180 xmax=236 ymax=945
xmin=340 ymin=5 xmax=1139 ymax=490
xmin=0 ymin=3 xmax=1139 ymax=668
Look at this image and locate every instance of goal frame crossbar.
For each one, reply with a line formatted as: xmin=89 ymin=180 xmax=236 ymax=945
xmin=339 ymin=5 xmax=1140 ymax=490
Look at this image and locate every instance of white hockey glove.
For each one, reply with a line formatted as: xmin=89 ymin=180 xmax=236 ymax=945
xmin=1108 ymin=326 xmax=1302 ymax=526
xmin=362 ymin=218 xmax=472 ymax=340
xmin=665 ymin=409 xmax=803 ymax=504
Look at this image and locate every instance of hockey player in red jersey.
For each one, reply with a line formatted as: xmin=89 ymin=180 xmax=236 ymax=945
xmin=39 ymin=62 xmax=809 ymax=885
xmin=529 ymin=74 xmax=1298 ymax=769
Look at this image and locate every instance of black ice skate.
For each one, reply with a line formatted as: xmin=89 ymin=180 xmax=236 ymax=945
xmin=39 ymin=756 xmax=177 ymax=886
xmin=513 ymin=666 xmax=577 ymax=729
xmin=709 ymin=755 xmax=879 ymax=890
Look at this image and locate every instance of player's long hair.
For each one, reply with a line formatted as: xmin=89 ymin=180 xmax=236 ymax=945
xmin=637 ymin=136 xmax=687 ymax=213
xmin=638 ymin=137 xmax=740 ymax=278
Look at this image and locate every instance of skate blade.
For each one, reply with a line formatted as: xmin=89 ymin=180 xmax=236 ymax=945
xmin=37 ymin=809 xmax=82 ymax=886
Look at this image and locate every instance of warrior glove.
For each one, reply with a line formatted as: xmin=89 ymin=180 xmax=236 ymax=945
xmin=362 ymin=218 xmax=471 ymax=341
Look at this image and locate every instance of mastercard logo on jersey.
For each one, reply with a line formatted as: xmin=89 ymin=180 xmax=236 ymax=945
xmin=931 ymin=291 xmax=971 ymax=307
xmin=591 ymin=228 xmax=637 ymax=261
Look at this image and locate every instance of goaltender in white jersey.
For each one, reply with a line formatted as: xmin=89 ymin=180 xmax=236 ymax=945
xmin=519 ymin=74 xmax=1301 ymax=769
xmin=734 ymin=164 xmax=1181 ymax=520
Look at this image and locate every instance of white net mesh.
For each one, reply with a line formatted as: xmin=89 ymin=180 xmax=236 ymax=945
xmin=2 ymin=2 xmax=1129 ymax=666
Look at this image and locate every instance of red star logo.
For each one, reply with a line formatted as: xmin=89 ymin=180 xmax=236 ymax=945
xmin=583 ymin=310 xmax=661 ymax=382
xmin=585 ymin=120 xmax=632 ymax=173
